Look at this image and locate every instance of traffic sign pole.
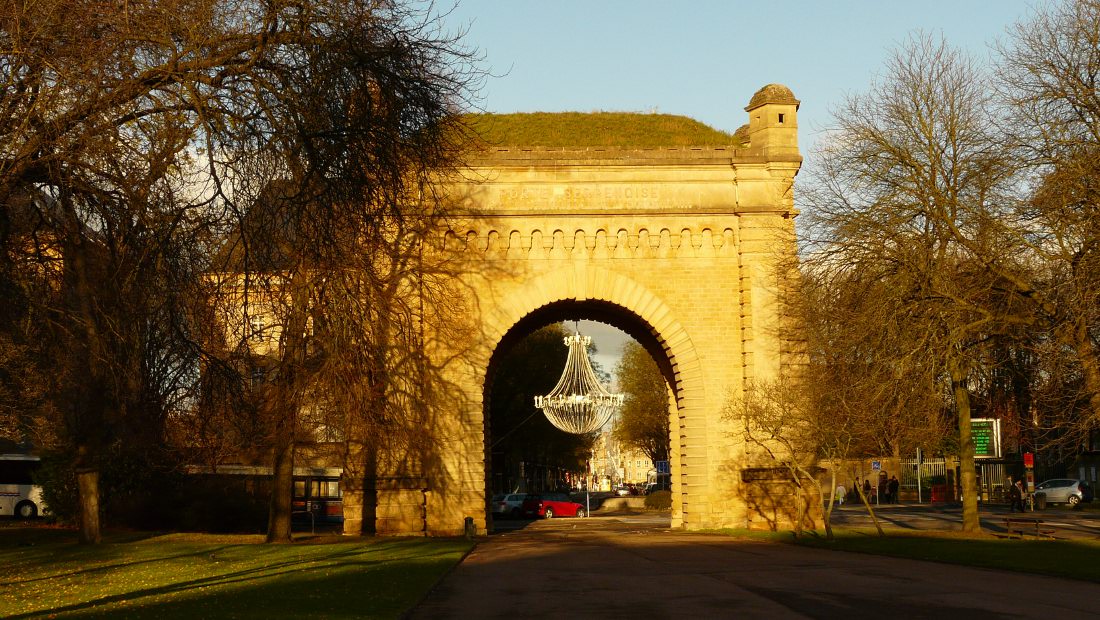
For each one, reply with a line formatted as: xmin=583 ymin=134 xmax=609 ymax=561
xmin=916 ymin=448 xmax=923 ymax=504
xmin=871 ymin=461 xmax=881 ymax=505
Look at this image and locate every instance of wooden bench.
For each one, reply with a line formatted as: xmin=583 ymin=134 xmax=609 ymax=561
xmin=1003 ymin=517 xmax=1056 ymax=539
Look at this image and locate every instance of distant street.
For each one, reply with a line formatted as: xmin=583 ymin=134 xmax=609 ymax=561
xmin=495 ymin=499 xmax=1100 ymax=540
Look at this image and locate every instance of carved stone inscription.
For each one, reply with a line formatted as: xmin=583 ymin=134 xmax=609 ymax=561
xmin=494 ymin=184 xmax=665 ymax=210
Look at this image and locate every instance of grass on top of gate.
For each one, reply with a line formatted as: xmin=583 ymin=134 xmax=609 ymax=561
xmin=463 ymin=112 xmax=742 ymax=149
xmin=0 ymin=526 xmax=472 ymax=619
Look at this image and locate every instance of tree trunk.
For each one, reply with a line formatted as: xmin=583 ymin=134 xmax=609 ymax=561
xmin=1071 ymin=320 xmax=1100 ymax=427
xmin=342 ymin=439 xmax=367 ymax=536
xmin=950 ymin=356 xmax=981 ymax=533
xmin=823 ymin=465 xmax=836 ymax=541
xmin=76 ymin=467 xmax=101 ymax=544
xmin=792 ymin=479 xmax=804 ymax=539
xmin=265 ymin=271 xmax=311 ymax=543
xmin=266 ymin=437 xmax=294 ymax=543
xmin=800 ymin=470 xmax=827 ymax=538
xmin=856 ymin=480 xmax=884 ymax=536
xmin=67 ymin=244 xmax=105 ymax=546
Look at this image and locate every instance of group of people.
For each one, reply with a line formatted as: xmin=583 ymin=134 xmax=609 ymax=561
xmin=835 ymin=471 xmax=1032 ymax=511
xmin=835 ymin=474 xmax=900 ymax=504
xmin=877 ymin=475 xmax=901 ymax=503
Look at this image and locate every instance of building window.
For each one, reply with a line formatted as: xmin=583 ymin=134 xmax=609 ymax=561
xmin=1088 ymin=428 xmax=1100 ymax=452
xmin=250 ymin=366 xmax=266 ymax=387
xmin=248 ymin=315 xmax=266 ymax=341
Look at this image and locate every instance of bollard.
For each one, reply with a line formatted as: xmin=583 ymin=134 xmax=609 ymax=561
xmin=463 ymin=516 xmax=475 ymax=539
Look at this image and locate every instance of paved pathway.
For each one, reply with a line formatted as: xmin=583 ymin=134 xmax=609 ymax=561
xmin=828 ymin=502 xmax=1100 ymax=539
xmin=409 ymin=515 xmax=1100 ymax=619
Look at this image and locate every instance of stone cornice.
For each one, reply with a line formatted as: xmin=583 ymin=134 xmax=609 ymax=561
xmin=464 ymin=146 xmax=802 ymax=167
xmin=449 ymin=205 xmax=794 ymax=218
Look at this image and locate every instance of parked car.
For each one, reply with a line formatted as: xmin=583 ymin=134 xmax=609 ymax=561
xmin=644 ymin=473 xmax=672 ymax=495
xmin=491 ymin=493 xmax=528 ymax=519
xmin=521 ymin=493 xmax=586 ymax=519
xmin=1034 ymin=479 xmax=1093 ymax=508
xmin=644 ymin=480 xmax=671 ymax=495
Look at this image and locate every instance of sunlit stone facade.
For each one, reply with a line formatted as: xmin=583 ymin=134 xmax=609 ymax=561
xmin=415 ymin=84 xmax=805 ymax=535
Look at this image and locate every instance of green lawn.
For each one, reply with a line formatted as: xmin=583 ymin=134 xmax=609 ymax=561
xmin=0 ymin=527 xmax=472 ymax=619
xmin=714 ymin=527 xmax=1100 ymax=583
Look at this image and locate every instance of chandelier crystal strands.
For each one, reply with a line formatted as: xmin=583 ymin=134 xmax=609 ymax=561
xmin=535 ymin=334 xmax=624 ymax=434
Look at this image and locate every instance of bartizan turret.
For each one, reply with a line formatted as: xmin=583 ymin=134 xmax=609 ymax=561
xmin=743 ymin=83 xmax=800 ymax=159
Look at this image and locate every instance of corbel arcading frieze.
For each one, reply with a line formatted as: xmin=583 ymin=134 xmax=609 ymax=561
xmin=441 ymin=227 xmax=739 ymax=260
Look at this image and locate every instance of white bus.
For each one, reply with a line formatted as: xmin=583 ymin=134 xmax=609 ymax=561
xmin=0 ymin=454 xmax=45 ymax=518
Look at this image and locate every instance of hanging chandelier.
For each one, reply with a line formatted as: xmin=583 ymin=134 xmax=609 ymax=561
xmin=535 ymin=334 xmax=624 ymax=434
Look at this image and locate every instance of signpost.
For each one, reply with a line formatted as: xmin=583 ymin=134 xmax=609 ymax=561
xmin=871 ymin=461 xmax=881 ymax=504
xmin=971 ymin=418 xmax=1002 ymax=458
xmin=916 ymin=448 xmax=923 ymax=504
xmin=1024 ymin=451 xmax=1035 ymax=496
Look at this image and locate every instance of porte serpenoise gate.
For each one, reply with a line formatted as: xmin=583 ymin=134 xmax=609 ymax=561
xmin=345 ymin=84 xmax=806 ymax=536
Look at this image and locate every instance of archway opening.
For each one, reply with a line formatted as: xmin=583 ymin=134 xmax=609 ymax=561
xmin=483 ymin=299 xmax=679 ymax=527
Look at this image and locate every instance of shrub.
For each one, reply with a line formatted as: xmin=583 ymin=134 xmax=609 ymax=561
xmin=35 ymin=448 xmax=180 ymax=527
xmin=173 ymin=475 xmax=268 ymax=533
xmin=34 ymin=452 xmax=78 ymax=522
xmin=644 ymin=490 xmax=671 ymax=510
xmin=33 ymin=449 xmax=267 ymax=532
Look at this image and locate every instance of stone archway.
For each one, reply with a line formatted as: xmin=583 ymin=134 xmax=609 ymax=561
xmin=406 ymin=84 xmax=805 ymax=536
xmin=478 ymin=269 xmax=705 ymax=530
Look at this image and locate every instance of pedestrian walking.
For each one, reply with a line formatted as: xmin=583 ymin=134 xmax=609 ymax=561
xmin=1009 ymin=476 xmax=1025 ymax=512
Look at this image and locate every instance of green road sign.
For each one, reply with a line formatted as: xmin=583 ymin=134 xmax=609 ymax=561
xmin=971 ymin=418 xmax=1000 ymax=458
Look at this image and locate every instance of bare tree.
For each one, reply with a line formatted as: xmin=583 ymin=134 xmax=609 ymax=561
xmin=994 ymin=0 xmax=1100 ymax=445
xmin=805 ymin=34 xmax=1021 ymax=533
xmin=790 ymin=263 xmax=957 ymax=538
xmin=0 ymin=0 xmax=478 ymax=543
xmin=730 ymin=378 xmax=826 ymax=539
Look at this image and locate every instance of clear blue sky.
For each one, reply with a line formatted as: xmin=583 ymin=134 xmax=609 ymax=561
xmin=445 ymin=0 xmax=1036 ymax=154
xmin=442 ymin=1 xmax=1038 ymax=370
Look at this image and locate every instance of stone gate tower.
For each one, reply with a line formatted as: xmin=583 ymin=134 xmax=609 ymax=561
xmin=397 ymin=84 xmax=803 ymax=535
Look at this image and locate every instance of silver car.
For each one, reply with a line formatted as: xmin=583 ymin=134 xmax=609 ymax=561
xmin=1034 ymin=478 xmax=1093 ymax=508
xmin=491 ymin=493 xmax=528 ymax=519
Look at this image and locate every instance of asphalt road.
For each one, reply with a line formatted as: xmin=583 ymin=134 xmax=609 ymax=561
xmin=410 ymin=511 xmax=1100 ymax=620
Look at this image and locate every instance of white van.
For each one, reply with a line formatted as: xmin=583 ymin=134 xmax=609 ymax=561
xmin=0 ymin=454 xmax=45 ymax=518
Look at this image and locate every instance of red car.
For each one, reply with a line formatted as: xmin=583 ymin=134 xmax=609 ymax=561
xmin=521 ymin=493 xmax=587 ymax=519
